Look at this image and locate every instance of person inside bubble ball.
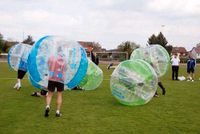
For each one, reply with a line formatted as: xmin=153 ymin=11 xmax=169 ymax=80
xmin=13 ymin=57 xmax=28 ymax=90
xmin=44 ymin=46 xmax=67 ymax=117
xmin=154 ymin=79 xmax=166 ymax=97
xmin=149 ymin=63 xmax=166 ymax=97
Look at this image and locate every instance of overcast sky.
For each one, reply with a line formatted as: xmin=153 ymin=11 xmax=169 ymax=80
xmin=0 ymin=0 xmax=200 ymax=50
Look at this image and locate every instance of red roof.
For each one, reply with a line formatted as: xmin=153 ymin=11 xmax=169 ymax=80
xmin=191 ymin=46 xmax=200 ymax=54
xmin=172 ymin=47 xmax=187 ymax=53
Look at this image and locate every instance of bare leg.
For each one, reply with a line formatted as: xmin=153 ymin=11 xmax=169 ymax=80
xmin=191 ymin=73 xmax=195 ymax=81
xmin=45 ymin=91 xmax=53 ymax=117
xmin=56 ymin=91 xmax=62 ymax=112
xmin=46 ymin=91 xmax=54 ymax=107
xmin=187 ymin=73 xmax=191 ymax=81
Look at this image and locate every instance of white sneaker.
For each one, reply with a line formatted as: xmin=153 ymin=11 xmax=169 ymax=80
xmin=191 ymin=80 xmax=194 ymax=82
xmin=14 ymin=83 xmax=21 ymax=90
xmin=16 ymin=84 xmax=21 ymax=90
xmin=13 ymin=83 xmax=18 ymax=89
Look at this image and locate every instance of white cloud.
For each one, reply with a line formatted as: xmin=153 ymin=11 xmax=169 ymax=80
xmin=148 ymin=0 xmax=200 ymax=16
xmin=0 ymin=0 xmax=199 ymax=50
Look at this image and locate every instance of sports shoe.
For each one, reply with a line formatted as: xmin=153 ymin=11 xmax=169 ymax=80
xmin=56 ymin=112 xmax=62 ymax=117
xmin=44 ymin=107 xmax=50 ymax=117
xmin=154 ymin=94 xmax=159 ymax=97
xmin=191 ymin=80 xmax=194 ymax=82
xmin=13 ymin=83 xmax=18 ymax=89
xmin=31 ymin=92 xmax=37 ymax=96
xmin=16 ymin=85 xmax=21 ymax=90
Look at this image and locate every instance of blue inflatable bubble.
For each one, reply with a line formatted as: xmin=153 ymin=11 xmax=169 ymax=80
xmin=8 ymin=43 xmax=32 ymax=71
xmin=28 ymin=75 xmax=47 ymax=90
xmin=28 ymin=36 xmax=88 ymax=89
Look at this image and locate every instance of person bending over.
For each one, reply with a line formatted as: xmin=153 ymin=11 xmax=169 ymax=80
xmin=14 ymin=58 xmax=28 ymax=90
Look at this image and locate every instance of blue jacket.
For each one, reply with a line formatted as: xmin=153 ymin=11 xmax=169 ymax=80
xmin=187 ymin=58 xmax=196 ymax=69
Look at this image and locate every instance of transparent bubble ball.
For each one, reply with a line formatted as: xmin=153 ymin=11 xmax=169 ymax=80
xmin=130 ymin=45 xmax=170 ymax=77
xmin=110 ymin=59 xmax=158 ymax=106
xmin=78 ymin=59 xmax=103 ymax=90
xmin=8 ymin=43 xmax=32 ymax=71
xmin=27 ymin=36 xmax=88 ymax=89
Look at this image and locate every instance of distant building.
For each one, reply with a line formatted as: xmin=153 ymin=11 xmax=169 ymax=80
xmin=101 ymin=48 xmax=106 ymax=52
xmin=106 ymin=49 xmax=120 ymax=52
xmin=190 ymin=46 xmax=200 ymax=59
xmin=171 ymin=47 xmax=188 ymax=57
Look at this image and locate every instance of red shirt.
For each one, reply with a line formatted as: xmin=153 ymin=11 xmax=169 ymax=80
xmin=48 ymin=55 xmax=66 ymax=83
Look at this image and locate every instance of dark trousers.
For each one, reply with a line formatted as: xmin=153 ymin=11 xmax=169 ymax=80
xmin=155 ymin=81 xmax=166 ymax=95
xmin=172 ymin=66 xmax=179 ymax=80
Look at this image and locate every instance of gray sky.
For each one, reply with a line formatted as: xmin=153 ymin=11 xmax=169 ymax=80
xmin=0 ymin=0 xmax=200 ymax=50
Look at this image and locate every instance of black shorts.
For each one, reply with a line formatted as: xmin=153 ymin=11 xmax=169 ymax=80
xmin=187 ymin=68 xmax=194 ymax=73
xmin=40 ymin=90 xmax=48 ymax=96
xmin=48 ymin=80 xmax=64 ymax=92
xmin=17 ymin=70 xmax=27 ymax=79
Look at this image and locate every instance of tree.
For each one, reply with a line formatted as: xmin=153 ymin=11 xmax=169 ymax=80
xmin=22 ymin=35 xmax=35 ymax=45
xmin=148 ymin=32 xmax=172 ymax=54
xmin=92 ymin=42 xmax=102 ymax=52
xmin=117 ymin=41 xmax=140 ymax=59
xmin=165 ymin=45 xmax=173 ymax=55
xmin=3 ymin=41 xmax=18 ymax=53
xmin=148 ymin=34 xmax=157 ymax=44
xmin=0 ymin=33 xmax=4 ymax=53
xmin=156 ymin=32 xmax=168 ymax=47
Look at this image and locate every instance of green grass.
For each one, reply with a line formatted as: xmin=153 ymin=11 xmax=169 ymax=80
xmin=0 ymin=62 xmax=200 ymax=134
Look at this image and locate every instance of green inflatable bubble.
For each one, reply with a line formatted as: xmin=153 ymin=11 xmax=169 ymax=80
xmin=110 ymin=59 xmax=158 ymax=106
xmin=78 ymin=59 xmax=103 ymax=90
xmin=130 ymin=45 xmax=170 ymax=77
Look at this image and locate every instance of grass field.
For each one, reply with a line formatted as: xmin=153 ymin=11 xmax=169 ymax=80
xmin=0 ymin=62 xmax=200 ymax=134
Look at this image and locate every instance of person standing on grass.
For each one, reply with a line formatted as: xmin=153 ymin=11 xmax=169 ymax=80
xmin=149 ymin=63 xmax=166 ymax=97
xmin=171 ymin=54 xmax=180 ymax=80
xmin=187 ymin=54 xmax=196 ymax=82
xmin=45 ymin=48 xmax=67 ymax=117
xmin=91 ymin=49 xmax=96 ymax=63
xmin=94 ymin=53 xmax=99 ymax=65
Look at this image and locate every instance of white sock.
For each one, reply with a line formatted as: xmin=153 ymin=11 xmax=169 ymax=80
xmin=56 ymin=110 xmax=60 ymax=114
xmin=18 ymin=82 xmax=21 ymax=87
xmin=14 ymin=83 xmax=18 ymax=88
xmin=46 ymin=105 xmax=50 ymax=109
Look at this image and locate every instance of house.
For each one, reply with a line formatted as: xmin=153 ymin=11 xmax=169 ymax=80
xmin=171 ymin=47 xmax=188 ymax=57
xmin=190 ymin=46 xmax=200 ymax=59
